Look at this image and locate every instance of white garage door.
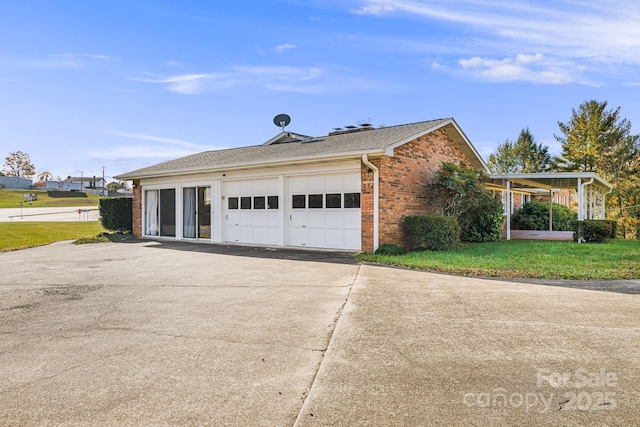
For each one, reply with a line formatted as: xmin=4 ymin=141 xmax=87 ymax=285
xmin=225 ymin=178 xmax=281 ymax=245
xmin=289 ymin=173 xmax=361 ymax=250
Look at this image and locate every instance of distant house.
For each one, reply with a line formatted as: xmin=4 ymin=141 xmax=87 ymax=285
xmin=0 ymin=176 xmax=33 ymax=190
xmin=46 ymin=176 xmax=106 ymax=194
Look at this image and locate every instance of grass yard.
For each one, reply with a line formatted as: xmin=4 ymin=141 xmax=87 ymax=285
xmin=359 ymin=239 xmax=640 ymax=280
xmin=0 ymin=189 xmax=101 ymax=208
xmin=0 ymin=222 xmax=106 ymax=252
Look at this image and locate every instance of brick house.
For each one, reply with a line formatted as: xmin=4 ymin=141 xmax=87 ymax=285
xmin=116 ymin=118 xmax=487 ymax=252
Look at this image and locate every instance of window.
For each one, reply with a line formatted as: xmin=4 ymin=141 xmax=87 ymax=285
xmin=228 ymin=197 xmax=238 ymax=210
xmin=344 ymin=193 xmax=361 ymax=208
xmin=309 ymin=194 xmax=323 ymax=208
xmin=292 ymin=195 xmax=306 ymax=209
xmin=326 ymin=193 xmax=341 ymax=208
xmin=240 ymin=196 xmax=251 ymax=209
xmin=253 ymin=196 xmax=266 ymax=209
xmin=267 ymin=195 xmax=279 ymax=209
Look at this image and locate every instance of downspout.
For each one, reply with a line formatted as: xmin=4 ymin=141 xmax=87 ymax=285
xmin=362 ymin=154 xmax=379 ymax=251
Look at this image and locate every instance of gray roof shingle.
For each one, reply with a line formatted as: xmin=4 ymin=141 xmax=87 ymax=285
xmin=116 ymin=118 xmax=460 ymax=179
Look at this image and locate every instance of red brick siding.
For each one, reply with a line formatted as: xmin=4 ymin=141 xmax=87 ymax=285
xmin=132 ymin=180 xmax=142 ymax=237
xmin=361 ymin=128 xmax=479 ymax=252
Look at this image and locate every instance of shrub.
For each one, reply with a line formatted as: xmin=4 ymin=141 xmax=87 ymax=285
xmin=375 ymin=243 xmax=407 ymax=256
xmin=99 ymin=197 xmax=132 ymax=232
xmin=402 ymin=215 xmax=460 ymax=251
xmin=458 ymin=191 xmax=504 ymax=242
xmin=512 ymin=201 xmax=577 ymax=231
xmin=574 ymin=220 xmax=612 ymax=243
xmin=433 ymin=162 xmax=503 ymax=242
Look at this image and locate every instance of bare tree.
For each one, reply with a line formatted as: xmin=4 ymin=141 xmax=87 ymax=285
xmin=3 ymin=151 xmax=36 ymax=177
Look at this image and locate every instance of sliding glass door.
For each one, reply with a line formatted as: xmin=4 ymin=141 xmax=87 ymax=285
xmin=144 ymin=189 xmax=176 ymax=237
xmin=183 ymin=186 xmax=211 ymax=239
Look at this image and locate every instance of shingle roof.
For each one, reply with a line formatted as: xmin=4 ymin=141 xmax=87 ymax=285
xmin=116 ymin=118 xmax=482 ymax=179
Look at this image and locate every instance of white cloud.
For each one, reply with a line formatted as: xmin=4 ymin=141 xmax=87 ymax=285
xmin=275 ymin=43 xmax=296 ymax=53
xmin=133 ymin=64 xmax=397 ymax=95
xmin=458 ymin=53 xmax=574 ymax=84
xmin=130 ymin=72 xmax=237 ymax=94
xmin=352 ymin=0 xmax=640 ymax=81
xmin=92 ymin=131 xmax=225 ymax=161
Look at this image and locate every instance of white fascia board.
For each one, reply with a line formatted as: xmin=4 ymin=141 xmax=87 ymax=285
xmin=490 ymin=172 xmax=612 ymax=190
xmin=116 ymin=149 xmax=386 ymax=180
xmin=261 ymin=131 xmax=314 ymax=146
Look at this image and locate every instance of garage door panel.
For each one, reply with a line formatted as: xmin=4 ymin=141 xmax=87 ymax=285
xmin=343 ymin=229 xmax=361 ymax=250
xmin=308 ymin=211 xmax=325 ymax=228
xmin=253 ymin=227 xmax=267 ymax=243
xmin=344 ymin=210 xmax=360 ymax=229
xmin=290 ymin=177 xmax=307 ymax=193
xmin=325 ymin=211 xmax=343 ymax=229
xmin=226 ymin=181 xmax=241 ymax=194
xmin=290 ymin=227 xmax=307 ymax=246
xmin=267 ymin=211 xmax=280 ymax=227
xmin=308 ymin=176 xmax=325 ymax=193
xmin=240 ymin=226 xmax=253 ymax=242
xmin=307 ymin=229 xmax=325 ymax=247
xmin=325 ymin=174 xmax=343 ymax=192
xmin=344 ymin=174 xmax=361 ymax=192
xmin=325 ymin=229 xmax=344 ymax=246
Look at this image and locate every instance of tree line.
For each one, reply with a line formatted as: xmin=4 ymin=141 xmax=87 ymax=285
xmin=487 ymin=99 xmax=640 ymax=238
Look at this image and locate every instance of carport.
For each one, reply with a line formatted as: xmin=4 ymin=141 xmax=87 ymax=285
xmin=486 ymin=172 xmax=612 ymax=240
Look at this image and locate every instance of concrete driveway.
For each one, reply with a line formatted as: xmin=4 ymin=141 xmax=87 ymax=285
xmin=1 ymin=240 xmax=639 ymax=426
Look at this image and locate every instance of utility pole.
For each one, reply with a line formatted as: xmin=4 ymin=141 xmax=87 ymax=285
xmin=102 ymin=166 xmax=106 ymax=196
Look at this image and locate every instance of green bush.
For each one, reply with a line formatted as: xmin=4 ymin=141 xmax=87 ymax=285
xmin=458 ymin=191 xmax=504 ymax=242
xmin=512 ymin=201 xmax=577 ymax=231
xmin=99 ymin=197 xmax=132 ymax=232
xmin=375 ymin=243 xmax=407 ymax=256
xmin=574 ymin=220 xmax=612 ymax=243
xmin=402 ymin=215 xmax=460 ymax=251
xmin=433 ymin=162 xmax=503 ymax=242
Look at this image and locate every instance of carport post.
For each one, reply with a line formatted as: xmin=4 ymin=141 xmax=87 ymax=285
xmin=549 ymin=190 xmax=553 ymax=231
xmin=506 ymin=180 xmax=511 ymax=240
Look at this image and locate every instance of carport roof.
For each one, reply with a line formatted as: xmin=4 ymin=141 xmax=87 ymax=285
xmin=487 ymin=172 xmax=612 ymax=192
xmin=115 ymin=118 xmax=488 ymax=180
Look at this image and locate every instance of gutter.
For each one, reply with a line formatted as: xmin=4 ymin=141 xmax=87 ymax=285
xmin=361 ymin=154 xmax=379 ymax=251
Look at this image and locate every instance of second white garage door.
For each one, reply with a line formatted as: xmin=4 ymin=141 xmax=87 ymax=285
xmin=288 ymin=173 xmax=361 ymax=250
xmin=224 ymin=178 xmax=281 ymax=245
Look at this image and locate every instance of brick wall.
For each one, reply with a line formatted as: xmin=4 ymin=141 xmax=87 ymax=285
xmin=132 ymin=180 xmax=142 ymax=237
xmin=361 ymin=128 xmax=479 ymax=252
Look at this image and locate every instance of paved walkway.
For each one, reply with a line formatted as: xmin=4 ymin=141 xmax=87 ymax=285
xmin=1 ymin=241 xmax=638 ymax=426
xmin=0 ymin=206 xmax=99 ymax=222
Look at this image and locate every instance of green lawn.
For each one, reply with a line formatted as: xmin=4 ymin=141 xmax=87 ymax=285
xmin=0 ymin=189 xmax=101 ymax=208
xmin=0 ymin=222 xmax=106 ymax=251
xmin=359 ymin=240 xmax=640 ymax=280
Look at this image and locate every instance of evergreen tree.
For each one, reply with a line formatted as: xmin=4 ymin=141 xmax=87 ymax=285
xmin=554 ymin=100 xmax=636 ymax=177
xmin=487 ymin=128 xmax=551 ymax=173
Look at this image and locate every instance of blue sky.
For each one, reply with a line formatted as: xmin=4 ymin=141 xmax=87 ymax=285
xmin=1 ymin=0 xmax=639 ymax=181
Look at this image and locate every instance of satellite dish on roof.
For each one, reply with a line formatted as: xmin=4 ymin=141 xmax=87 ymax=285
xmin=273 ymin=114 xmax=291 ymax=131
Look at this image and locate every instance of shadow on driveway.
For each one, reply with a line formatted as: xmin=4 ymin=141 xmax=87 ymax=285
xmin=124 ymin=238 xmax=361 ymax=266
